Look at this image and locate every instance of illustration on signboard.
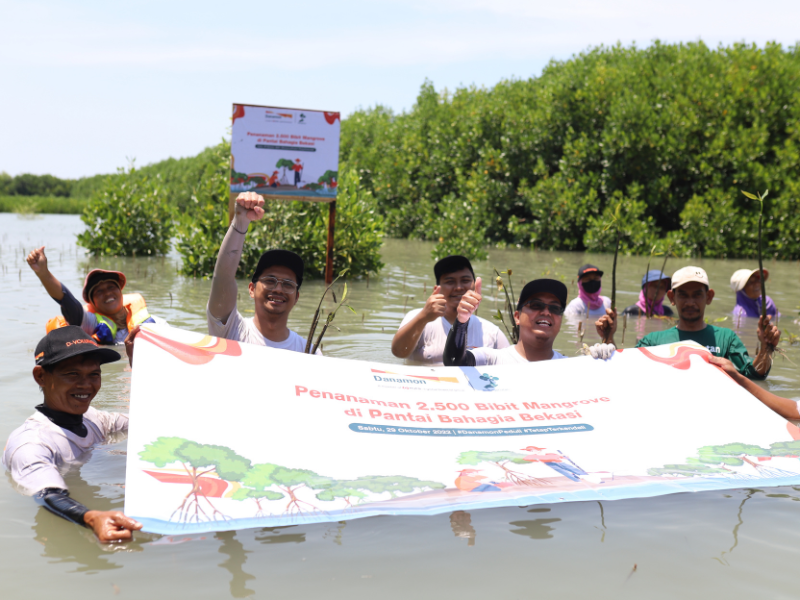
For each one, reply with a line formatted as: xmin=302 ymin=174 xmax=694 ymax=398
xmin=230 ymin=104 xmax=341 ymax=200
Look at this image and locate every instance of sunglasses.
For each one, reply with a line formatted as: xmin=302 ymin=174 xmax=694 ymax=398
xmin=522 ymin=299 xmax=565 ymax=316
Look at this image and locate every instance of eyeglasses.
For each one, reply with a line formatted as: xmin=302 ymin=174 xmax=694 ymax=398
xmin=258 ymin=276 xmax=298 ymax=293
xmin=522 ymin=300 xmax=565 ymax=316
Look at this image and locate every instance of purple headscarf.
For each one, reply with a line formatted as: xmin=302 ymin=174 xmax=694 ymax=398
xmin=733 ymin=291 xmax=780 ymax=318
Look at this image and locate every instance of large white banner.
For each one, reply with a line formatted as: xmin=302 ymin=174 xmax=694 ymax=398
xmin=230 ymin=104 xmax=340 ymax=201
xmin=125 ymin=325 xmax=800 ymax=534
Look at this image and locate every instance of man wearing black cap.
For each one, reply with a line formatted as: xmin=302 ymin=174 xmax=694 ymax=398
xmin=3 ymin=326 xmax=143 ymax=543
xmin=27 ymin=247 xmax=160 ymax=344
xmin=443 ymin=278 xmax=568 ymax=365
xmin=207 ymin=192 xmax=318 ymax=353
xmin=392 ymin=255 xmax=509 ymax=365
xmin=563 ymin=264 xmax=612 ymax=318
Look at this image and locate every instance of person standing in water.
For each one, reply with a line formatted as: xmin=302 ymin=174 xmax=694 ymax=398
xmin=443 ymin=278 xmax=570 ymax=365
xmin=596 ymin=266 xmax=780 ymax=379
xmin=622 ymin=270 xmax=674 ymax=317
xmin=3 ymin=326 xmax=142 ymax=542
xmin=563 ymin=264 xmax=611 ymax=318
xmin=27 ymin=247 xmax=159 ymax=345
xmin=391 ymin=255 xmax=509 ymax=365
xmin=207 ymin=192 xmax=318 ymax=353
xmin=730 ymin=268 xmax=780 ymax=319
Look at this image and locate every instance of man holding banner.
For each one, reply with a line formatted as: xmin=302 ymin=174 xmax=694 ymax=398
xmin=443 ymin=278 xmax=570 ymax=365
xmin=595 ymin=266 xmax=779 ymax=378
xmin=207 ymin=192 xmax=318 ymax=353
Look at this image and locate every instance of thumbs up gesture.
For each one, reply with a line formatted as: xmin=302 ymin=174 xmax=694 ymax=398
xmin=457 ymin=277 xmax=482 ymax=324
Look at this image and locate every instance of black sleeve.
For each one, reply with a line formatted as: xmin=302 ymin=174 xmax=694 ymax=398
xmin=55 ymin=283 xmax=85 ymax=326
xmin=34 ymin=487 xmax=89 ymax=526
xmin=444 ymin=320 xmax=476 ymax=367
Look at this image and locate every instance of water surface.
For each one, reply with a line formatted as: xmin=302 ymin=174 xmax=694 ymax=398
xmin=2 ymin=213 xmax=799 ymax=599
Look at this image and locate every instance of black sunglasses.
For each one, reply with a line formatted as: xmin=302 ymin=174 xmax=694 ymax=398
xmin=522 ymin=299 xmax=565 ymax=316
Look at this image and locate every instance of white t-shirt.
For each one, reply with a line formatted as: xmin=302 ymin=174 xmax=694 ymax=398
xmin=469 ymin=345 xmax=567 ymax=366
xmin=398 ymin=309 xmax=510 ymax=365
xmin=207 ymin=303 xmax=320 ymax=354
xmin=3 ymin=407 xmax=128 ymax=493
xmin=563 ymin=296 xmax=612 ymax=318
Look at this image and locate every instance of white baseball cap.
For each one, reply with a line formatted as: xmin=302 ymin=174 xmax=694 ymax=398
xmin=671 ymin=266 xmax=709 ymax=290
xmin=730 ymin=268 xmax=769 ymax=293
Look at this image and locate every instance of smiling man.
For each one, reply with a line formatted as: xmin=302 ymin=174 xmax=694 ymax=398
xmin=391 ymin=255 xmax=509 ymax=365
xmin=443 ymin=278 xmax=568 ymax=365
xmin=596 ymin=266 xmax=780 ymax=379
xmin=3 ymin=326 xmax=142 ymax=543
xmin=207 ymin=192 xmax=318 ymax=353
xmin=27 ymin=248 xmax=158 ymax=345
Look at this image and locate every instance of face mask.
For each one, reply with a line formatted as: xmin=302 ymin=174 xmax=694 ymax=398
xmin=581 ymin=280 xmax=601 ymax=294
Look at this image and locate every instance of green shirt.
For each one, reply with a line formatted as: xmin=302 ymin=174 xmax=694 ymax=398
xmin=635 ymin=325 xmax=767 ymax=380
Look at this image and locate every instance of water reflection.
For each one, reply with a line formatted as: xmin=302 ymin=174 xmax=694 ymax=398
xmin=449 ymin=510 xmax=476 ymax=547
xmin=508 ymin=518 xmax=561 ymax=540
xmin=713 ymin=490 xmax=753 ymax=566
xmin=509 ymin=507 xmax=559 ymax=540
xmin=255 ymin=526 xmax=306 ymax=545
xmin=216 ymin=531 xmax=255 ymax=598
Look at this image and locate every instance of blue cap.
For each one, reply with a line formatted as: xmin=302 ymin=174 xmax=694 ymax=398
xmin=642 ymin=270 xmax=670 ymax=288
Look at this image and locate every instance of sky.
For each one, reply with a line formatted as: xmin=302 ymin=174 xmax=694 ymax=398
xmin=1 ymin=0 xmax=798 ymax=179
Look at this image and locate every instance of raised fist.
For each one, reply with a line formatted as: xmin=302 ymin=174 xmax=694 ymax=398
xmin=26 ymin=246 xmax=49 ymax=274
xmin=235 ymin=192 xmax=266 ymax=222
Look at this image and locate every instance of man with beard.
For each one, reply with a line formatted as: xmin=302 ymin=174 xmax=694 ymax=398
xmin=207 ymin=192 xmax=318 ymax=353
xmin=392 ymin=255 xmax=509 ymax=365
xmin=443 ymin=278 xmax=568 ymax=365
xmin=596 ymin=266 xmax=779 ymax=379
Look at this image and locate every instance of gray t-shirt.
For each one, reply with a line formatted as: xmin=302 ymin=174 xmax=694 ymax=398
xmin=207 ymin=303 xmax=320 ymax=354
xmin=3 ymin=407 xmax=128 ymax=493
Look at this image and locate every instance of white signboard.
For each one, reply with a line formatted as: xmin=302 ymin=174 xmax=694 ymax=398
xmin=230 ymin=104 xmax=340 ymax=202
xmin=125 ymin=325 xmax=800 ymax=534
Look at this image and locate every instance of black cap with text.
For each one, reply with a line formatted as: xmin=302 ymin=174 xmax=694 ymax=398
xmin=35 ymin=326 xmax=121 ymax=367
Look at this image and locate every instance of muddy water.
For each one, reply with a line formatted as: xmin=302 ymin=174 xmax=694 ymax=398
xmin=2 ymin=213 xmax=800 ymax=599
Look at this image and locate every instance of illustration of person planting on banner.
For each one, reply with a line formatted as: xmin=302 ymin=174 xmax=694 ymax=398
xmin=519 ymin=446 xmax=588 ymax=482
xmin=293 ymin=159 xmax=304 ymax=187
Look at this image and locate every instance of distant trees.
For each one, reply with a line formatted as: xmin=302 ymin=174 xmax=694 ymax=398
xmin=339 ymin=42 xmax=800 ymax=260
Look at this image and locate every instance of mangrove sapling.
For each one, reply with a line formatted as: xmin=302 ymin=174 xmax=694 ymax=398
xmin=742 ymin=190 xmax=776 ymax=351
xmin=311 ymin=281 xmax=356 ymax=355
xmin=493 ymin=269 xmax=519 ymax=344
xmin=599 ymin=201 xmax=623 ymax=343
xmin=305 ymin=269 xmax=350 ymax=354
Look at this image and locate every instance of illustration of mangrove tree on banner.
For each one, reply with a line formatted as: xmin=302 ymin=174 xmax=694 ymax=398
xmin=139 ymin=437 xmax=445 ymax=523
xmin=648 ymin=441 xmax=800 ymax=479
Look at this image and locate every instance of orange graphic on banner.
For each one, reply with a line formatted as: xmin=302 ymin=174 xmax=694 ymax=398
xmin=139 ymin=329 xmax=242 ymax=365
xmin=144 ymin=470 xmax=234 ymax=498
xmin=370 ymin=368 xmax=459 ymax=384
xmin=231 ymin=104 xmax=245 ymax=124
xmin=638 ymin=344 xmax=710 ymax=370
